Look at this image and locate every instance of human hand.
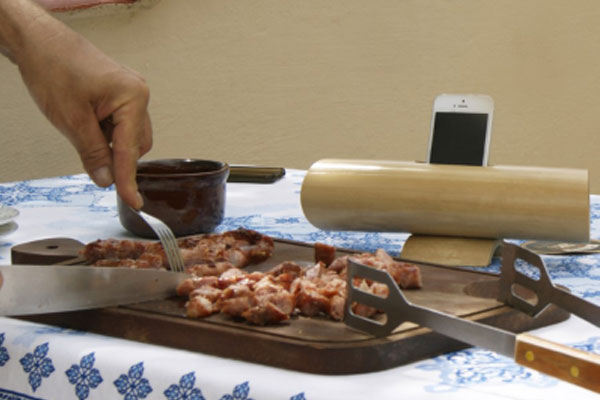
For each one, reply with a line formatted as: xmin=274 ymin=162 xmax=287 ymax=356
xmin=5 ymin=2 xmax=152 ymax=209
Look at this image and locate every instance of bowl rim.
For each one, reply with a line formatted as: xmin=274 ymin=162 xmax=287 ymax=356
xmin=136 ymin=158 xmax=229 ymax=178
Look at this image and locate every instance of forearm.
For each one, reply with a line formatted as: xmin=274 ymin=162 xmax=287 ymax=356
xmin=0 ymin=0 xmax=52 ymax=63
xmin=0 ymin=0 xmax=151 ymax=209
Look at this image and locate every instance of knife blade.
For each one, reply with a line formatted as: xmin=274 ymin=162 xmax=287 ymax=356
xmin=0 ymin=264 xmax=188 ymax=316
xmin=345 ymin=259 xmax=600 ymax=393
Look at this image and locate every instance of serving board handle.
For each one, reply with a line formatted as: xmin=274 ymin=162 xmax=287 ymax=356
xmin=11 ymin=238 xmax=85 ymax=265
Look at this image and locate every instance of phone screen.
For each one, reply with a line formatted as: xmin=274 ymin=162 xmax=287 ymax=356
xmin=429 ymin=112 xmax=489 ymax=166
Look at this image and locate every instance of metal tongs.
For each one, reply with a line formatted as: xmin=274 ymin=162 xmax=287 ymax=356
xmin=498 ymin=243 xmax=599 ymax=327
xmin=345 ymin=242 xmax=600 ymax=393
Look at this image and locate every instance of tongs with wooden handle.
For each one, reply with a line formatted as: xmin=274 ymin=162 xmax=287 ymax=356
xmin=345 ymin=259 xmax=600 ymax=393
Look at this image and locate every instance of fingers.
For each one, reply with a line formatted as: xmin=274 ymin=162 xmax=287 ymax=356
xmin=111 ymin=101 xmax=152 ymax=210
xmin=7 ymin=3 xmax=153 ymax=209
xmin=67 ymin=101 xmax=151 ymax=211
xmin=139 ymin=113 xmax=153 ymax=157
xmin=68 ymin=109 xmax=115 ymax=188
xmin=92 ymin=69 xmax=151 ymax=210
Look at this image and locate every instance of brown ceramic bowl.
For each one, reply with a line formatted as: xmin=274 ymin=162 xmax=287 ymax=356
xmin=117 ymin=159 xmax=229 ymax=238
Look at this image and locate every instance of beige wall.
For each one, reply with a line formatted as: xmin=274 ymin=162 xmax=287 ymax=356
xmin=1 ymin=1 xmax=600 ymax=192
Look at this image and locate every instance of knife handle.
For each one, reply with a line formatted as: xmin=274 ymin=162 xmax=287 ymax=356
xmin=227 ymin=166 xmax=285 ymax=183
xmin=515 ymin=333 xmax=600 ymax=393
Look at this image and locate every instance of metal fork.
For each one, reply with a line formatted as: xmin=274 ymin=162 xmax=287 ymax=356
xmin=129 ymin=207 xmax=186 ymax=273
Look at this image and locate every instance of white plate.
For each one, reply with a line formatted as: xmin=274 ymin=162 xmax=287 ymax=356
xmin=0 ymin=221 xmax=17 ymax=237
xmin=0 ymin=205 xmax=19 ymax=225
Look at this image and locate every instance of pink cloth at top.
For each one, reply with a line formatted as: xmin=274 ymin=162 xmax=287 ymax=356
xmin=36 ymin=0 xmax=136 ymax=12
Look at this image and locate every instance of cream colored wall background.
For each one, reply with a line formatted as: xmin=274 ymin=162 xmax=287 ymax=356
xmin=1 ymin=1 xmax=600 ymax=191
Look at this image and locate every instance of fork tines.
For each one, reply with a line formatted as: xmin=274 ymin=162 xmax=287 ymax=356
xmin=130 ymin=208 xmax=186 ymax=273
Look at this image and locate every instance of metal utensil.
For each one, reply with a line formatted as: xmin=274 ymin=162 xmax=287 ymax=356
xmin=499 ymin=242 xmax=600 ymax=327
xmin=0 ymin=264 xmax=188 ymax=316
xmin=130 ymin=207 xmax=186 ymax=273
xmin=521 ymin=239 xmax=600 ymax=255
xmin=345 ymin=259 xmax=600 ymax=393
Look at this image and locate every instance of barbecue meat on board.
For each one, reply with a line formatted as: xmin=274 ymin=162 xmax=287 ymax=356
xmin=82 ymin=229 xmax=422 ymax=325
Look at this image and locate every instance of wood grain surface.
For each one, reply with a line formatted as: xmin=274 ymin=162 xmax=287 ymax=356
xmin=301 ymin=160 xmax=589 ymax=242
xmin=515 ymin=333 xmax=600 ymax=393
xmin=14 ymin=238 xmax=570 ymax=374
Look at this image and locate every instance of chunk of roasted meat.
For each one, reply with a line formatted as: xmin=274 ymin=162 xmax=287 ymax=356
xmin=83 ymin=231 xmax=422 ymax=326
xmin=178 ymin=247 xmax=422 ymax=325
xmin=81 ymin=228 xmax=274 ymax=273
xmin=314 ymin=242 xmax=337 ymax=266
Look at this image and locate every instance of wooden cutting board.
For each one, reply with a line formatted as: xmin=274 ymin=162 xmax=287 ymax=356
xmin=13 ymin=238 xmax=569 ymax=374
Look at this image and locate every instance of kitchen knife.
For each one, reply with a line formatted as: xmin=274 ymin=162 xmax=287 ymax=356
xmin=0 ymin=264 xmax=187 ymax=316
xmin=345 ymin=259 xmax=600 ymax=393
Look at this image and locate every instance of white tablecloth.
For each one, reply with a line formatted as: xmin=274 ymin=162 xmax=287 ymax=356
xmin=0 ymin=170 xmax=598 ymax=400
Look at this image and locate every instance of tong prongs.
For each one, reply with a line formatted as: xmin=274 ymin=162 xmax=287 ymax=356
xmin=344 ymin=259 xmax=517 ymax=356
xmin=345 ymin=259 xmax=406 ymax=337
xmin=499 ymin=242 xmax=600 ymax=327
xmin=498 ymin=242 xmax=554 ymax=317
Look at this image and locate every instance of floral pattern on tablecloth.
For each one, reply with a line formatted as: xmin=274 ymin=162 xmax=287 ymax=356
xmin=0 ymin=171 xmax=599 ymax=400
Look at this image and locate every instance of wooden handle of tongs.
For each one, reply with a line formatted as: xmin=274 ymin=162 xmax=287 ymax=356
xmin=515 ymin=333 xmax=600 ymax=393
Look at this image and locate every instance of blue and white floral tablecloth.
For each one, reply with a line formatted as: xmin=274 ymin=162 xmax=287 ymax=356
xmin=0 ymin=170 xmax=599 ymax=400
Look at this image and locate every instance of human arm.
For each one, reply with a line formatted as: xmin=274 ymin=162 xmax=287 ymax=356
xmin=0 ymin=0 xmax=152 ymax=209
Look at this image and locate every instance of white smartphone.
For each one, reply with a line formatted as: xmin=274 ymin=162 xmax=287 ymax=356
xmin=427 ymin=94 xmax=494 ymax=166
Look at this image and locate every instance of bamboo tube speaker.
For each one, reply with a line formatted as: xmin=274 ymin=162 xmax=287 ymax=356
xmin=300 ymin=159 xmax=590 ymax=243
